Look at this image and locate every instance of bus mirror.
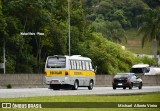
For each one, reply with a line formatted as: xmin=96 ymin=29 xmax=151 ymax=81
xmin=146 ymin=67 xmax=150 ymax=73
xmin=94 ymin=66 xmax=97 ymax=72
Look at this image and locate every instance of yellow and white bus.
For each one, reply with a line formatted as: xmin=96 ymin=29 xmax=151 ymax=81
xmin=44 ymin=55 xmax=96 ymax=90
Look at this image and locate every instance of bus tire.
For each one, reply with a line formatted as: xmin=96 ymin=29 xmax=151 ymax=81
xmin=88 ymin=80 xmax=94 ymax=90
xmin=138 ymin=82 xmax=142 ymax=89
xmin=72 ymin=80 xmax=78 ymax=90
xmin=129 ymin=83 xmax=133 ymax=90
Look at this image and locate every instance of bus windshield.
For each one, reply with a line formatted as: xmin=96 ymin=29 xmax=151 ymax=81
xmin=131 ymin=68 xmax=143 ymax=73
xmin=47 ymin=57 xmax=66 ymax=68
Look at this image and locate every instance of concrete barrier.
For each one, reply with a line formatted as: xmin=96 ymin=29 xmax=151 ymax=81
xmin=0 ymin=74 xmax=159 ymax=88
xmin=0 ymin=74 xmax=46 ymax=88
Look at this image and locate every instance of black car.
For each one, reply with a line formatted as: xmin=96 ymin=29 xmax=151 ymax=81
xmin=112 ymin=73 xmax=143 ymax=90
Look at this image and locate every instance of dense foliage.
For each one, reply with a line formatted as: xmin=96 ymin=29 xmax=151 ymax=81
xmin=0 ymin=0 xmax=159 ymax=74
xmin=138 ymin=7 xmax=160 ymax=59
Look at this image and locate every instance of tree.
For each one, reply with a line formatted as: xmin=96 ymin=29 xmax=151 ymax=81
xmin=85 ymin=0 xmax=148 ymax=28
xmin=80 ymin=32 xmax=135 ymax=74
xmin=138 ymin=7 xmax=160 ymax=59
xmin=0 ymin=0 xmax=90 ymax=73
xmin=0 ymin=0 xmax=7 ymax=45
xmin=105 ymin=21 xmax=127 ymax=43
xmin=2 ymin=0 xmax=53 ymax=73
xmin=143 ymin=0 xmax=160 ymax=8
xmin=1 ymin=0 xmax=156 ymax=74
xmin=92 ymin=20 xmax=127 ymax=43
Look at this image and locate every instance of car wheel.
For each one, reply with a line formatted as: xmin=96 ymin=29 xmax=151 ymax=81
xmin=138 ymin=82 xmax=142 ymax=89
xmin=72 ymin=80 xmax=78 ymax=90
xmin=88 ymin=80 xmax=94 ymax=90
xmin=113 ymin=86 xmax=116 ymax=90
xmin=129 ymin=83 xmax=133 ymax=89
xmin=123 ymin=87 xmax=126 ymax=89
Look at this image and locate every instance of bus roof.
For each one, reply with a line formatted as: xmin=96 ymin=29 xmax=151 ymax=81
xmin=48 ymin=55 xmax=91 ymax=61
xmin=132 ymin=64 xmax=149 ymax=68
xmin=69 ymin=55 xmax=91 ymax=61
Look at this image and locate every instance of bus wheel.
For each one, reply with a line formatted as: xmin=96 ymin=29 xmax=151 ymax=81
xmin=88 ymin=80 xmax=93 ymax=90
xmin=129 ymin=83 xmax=133 ymax=90
xmin=72 ymin=80 xmax=78 ymax=90
xmin=138 ymin=82 xmax=142 ymax=89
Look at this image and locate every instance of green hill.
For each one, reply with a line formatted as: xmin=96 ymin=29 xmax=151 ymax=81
xmin=122 ymin=28 xmax=153 ymax=54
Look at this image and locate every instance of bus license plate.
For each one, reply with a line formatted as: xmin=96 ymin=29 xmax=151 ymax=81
xmin=52 ymin=80 xmax=59 ymax=84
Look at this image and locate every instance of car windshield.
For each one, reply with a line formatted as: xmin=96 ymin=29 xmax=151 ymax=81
xmin=114 ymin=74 xmax=128 ymax=78
xmin=47 ymin=57 xmax=66 ymax=68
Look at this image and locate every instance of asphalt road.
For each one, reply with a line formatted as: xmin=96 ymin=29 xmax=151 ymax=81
xmin=0 ymin=86 xmax=160 ymax=98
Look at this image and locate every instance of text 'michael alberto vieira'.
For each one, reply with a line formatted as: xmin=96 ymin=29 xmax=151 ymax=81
xmin=118 ymin=103 xmax=158 ymax=108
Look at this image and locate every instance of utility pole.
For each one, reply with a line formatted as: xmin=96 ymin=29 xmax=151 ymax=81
xmin=3 ymin=42 xmax=5 ymax=74
xmin=68 ymin=0 xmax=71 ymax=56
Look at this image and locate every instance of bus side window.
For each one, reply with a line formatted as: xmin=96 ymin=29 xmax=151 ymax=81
xmin=79 ymin=61 xmax=82 ymax=70
xmin=69 ymin=60 xmax=72 ymax=69
xmin=89 ymin=62 xmax=93 ymax=70
xmin=75 ymin=60 xmax=77 ymax=70
xmin=71 ymin=60 xmax=74 ymax=70
xmin=81 ymin=61 xmax=83 ymax=70
xmin=85 ymin=61 xmax=87 ymax=70
xmin=72 ymin=60 xmax=74 ymax=69
xmin=76 ymin=60 xmax=80 ymax=70
xmin=86 ymin=61 xmax=89 ymax=70
xmin=73 ymin=60 xmax=77 ymax=70
xmin=82 ymin=61 xmax=86 ymax=70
